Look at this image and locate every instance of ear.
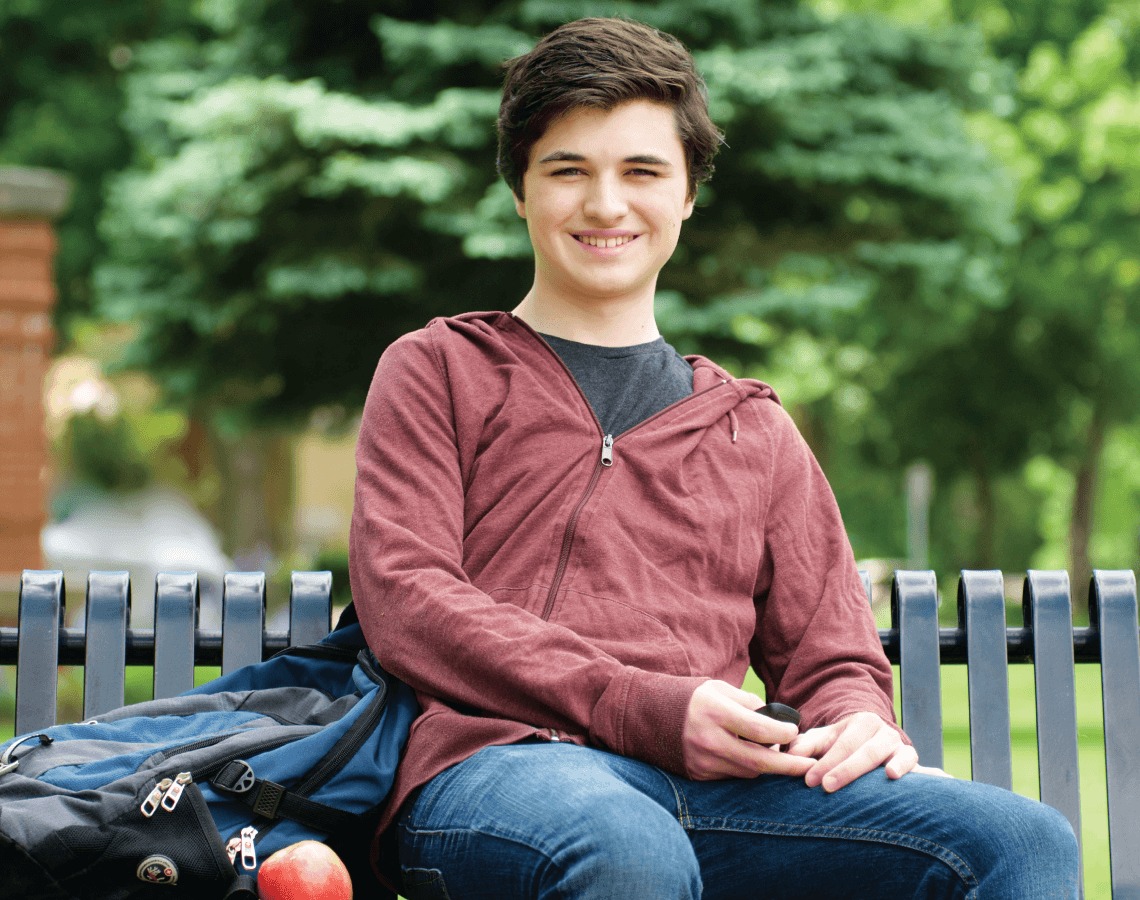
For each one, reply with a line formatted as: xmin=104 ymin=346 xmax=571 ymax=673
xmin=682 ymin=194 xmax=695 ymax=221
xmin=513 ymin=192 xmax=526 ymax=219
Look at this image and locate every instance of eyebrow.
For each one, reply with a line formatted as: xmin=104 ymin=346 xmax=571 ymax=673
xmin=536 ymin=151 xmax=674 ymax=167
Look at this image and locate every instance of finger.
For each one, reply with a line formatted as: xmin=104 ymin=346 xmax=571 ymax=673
xmin=803 ymin=715 xmax=879 ymax=787
xmin=809 ymin=721 xmax=901 ymax=791
xmin=912 ymin=764 xmax=954 ymax=778
xmin=884 ymin=744 xmax=919 ymax=779
xmin=716 ymin=683 xmax=765 ymax=711
xmin=725 ymin=704 xmax=799 ymax=747
xmin=687 ymin=733 xmax=816 ymax=780
xmin=785 ymin=724 xmax=837 ymax=759
xmin=724 ymin=739 xmax=816 ymax=780
xmin=697 ymin=682 xmax=797 ymax=745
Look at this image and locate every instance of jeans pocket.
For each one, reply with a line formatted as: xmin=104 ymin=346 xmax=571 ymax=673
xmin=401 ymin=866 xmax=452 ymax=900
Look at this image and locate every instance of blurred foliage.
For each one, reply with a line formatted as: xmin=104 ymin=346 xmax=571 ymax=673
xmin=0 ymin=0 xmax=198 ymax=335
xmin=814 ymin=0 xmax=1140 ymax=594
xmin=94 ymin=0 xmax=1010 ymax=440
xmin=58 ymin=412 xmax=150 ymax=494
xmin=2 ymin=0 xmax=1135 ymax=579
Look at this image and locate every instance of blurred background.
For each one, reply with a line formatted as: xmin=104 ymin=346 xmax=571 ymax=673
xmin=0 ymin=3 xmax=1137 ymax=892
xmin=0 ymin=0 xmax=1137 ymax=623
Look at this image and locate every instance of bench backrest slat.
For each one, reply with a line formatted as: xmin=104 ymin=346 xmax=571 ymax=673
xmin=959 ymin=570 xmax=1013 ymax=790
xmin=83 ymin=572 xmax=130 ymax=720
xmin=1092 ymin=569 xmax=1140 ymax=895
xmin=289 ymin=571 xmax=333 ymax=647
xmin=221 ymin=572 xmax=266 ymax=673
xmin=891 ymin=570 xmax=943 ymax=768
xmin=153 ymin=572 xmax=199 ymax=699
xmin=14 ymin=571 xmax=63 ymax=735
xmin=1024 ymin=570 xmax=1083 ymax=877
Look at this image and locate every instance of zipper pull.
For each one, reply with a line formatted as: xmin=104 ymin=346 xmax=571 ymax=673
xmin=160 ymin=772 xmax=192 ymax=812
xmin=140 ymin=778 xmax=173 ymax=818
xmin=601 ymin=434 xmax=614 ymax=467
xmin=240 ymin=826 xmax=259 ymax=870
xmin=226 ymin=837 xmax=242 ymax=865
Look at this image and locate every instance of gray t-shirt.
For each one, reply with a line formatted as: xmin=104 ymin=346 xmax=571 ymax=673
xmin=542 ymin=334 xmax=694 ymax=437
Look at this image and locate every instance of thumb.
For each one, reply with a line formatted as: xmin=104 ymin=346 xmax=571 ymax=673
xmin=720 ymin=684 xmax=766 ymax=711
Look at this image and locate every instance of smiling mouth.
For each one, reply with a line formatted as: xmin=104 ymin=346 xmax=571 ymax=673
xmin=574 ymin=234 xmax=638 ymax=248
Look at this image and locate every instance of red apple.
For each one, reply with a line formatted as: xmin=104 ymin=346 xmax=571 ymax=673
xmin=257 ymin=840 xmax=353 ymax=900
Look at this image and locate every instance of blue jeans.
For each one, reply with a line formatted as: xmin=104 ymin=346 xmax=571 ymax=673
xmin=397 ymin=742 xmax=1078 ymax=899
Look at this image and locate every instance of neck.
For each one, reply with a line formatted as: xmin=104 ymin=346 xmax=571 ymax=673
xmin=512 ymin=291 xmax=660 ymax=347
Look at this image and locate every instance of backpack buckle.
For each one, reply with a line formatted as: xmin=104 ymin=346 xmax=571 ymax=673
xmin=212 ymin=759 xmax=257 ymax=795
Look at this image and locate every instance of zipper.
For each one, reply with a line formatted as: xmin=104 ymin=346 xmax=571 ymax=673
xmin=536 ymin=381 xmax=734 ymax=623
xmin=270 ymin=642 xmax=360 ymax=663
xmin=226 ymin=826 xmax=259 ymax=870
xmin=140 ymin=771 xmax=192 ymax=817
xmin=138 ymin=730 xmax=304 ymax=818
xmin=153 ymin=720 xmax=310 ymax=773
xmin=291 ymin=684 xmax=387 ymax=796
xmin=189 ymin=732 xmax=306 ymax=782
xmin=226 ymin=673 xmax=390 ymax=853
xmin=540 ymin=435 xmax=610 ymax=621
xmin=514 ymin=319 xmax=736 ymax=622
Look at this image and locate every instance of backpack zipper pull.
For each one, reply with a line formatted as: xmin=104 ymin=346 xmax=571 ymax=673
xmin=140 ymin=778 xmax=173 ymax=818
xmin=601 ymin=433 xmax=614 ymax=467
xmin=160 ymin=772 xmax=192 ymax=812
xmin=240 ymin=825 xmax=259 ymax=870
xmin=226 ymin=837 xmax=242 ymax=865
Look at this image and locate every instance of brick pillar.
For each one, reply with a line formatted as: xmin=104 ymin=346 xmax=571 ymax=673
xmin=0 ymin=167 xmax=71 ymax=576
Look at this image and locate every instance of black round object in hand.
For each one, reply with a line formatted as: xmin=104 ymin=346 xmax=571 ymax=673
xmin=757 ymin=702 xmax=801 ymax=727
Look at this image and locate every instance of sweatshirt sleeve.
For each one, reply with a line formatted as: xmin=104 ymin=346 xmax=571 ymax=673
xmin=749 ymin=404 xmax=907 ymax=741
xmin=348 ymin=328 xmax=704 ymax=773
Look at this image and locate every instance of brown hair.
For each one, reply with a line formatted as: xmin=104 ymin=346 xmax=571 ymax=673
xmin=497 ymin=17 xmax=723 ymax=200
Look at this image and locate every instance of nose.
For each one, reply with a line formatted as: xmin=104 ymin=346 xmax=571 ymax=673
xmin=583 ymin=173 xmax=628 ymax=222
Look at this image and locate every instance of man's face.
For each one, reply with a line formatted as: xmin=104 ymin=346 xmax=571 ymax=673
xmin=515 ymin=100 xmax=695 ymax=312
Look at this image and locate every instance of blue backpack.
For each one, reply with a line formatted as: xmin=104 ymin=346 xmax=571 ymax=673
xmin=0 ymin=620 xmax=418 ymax=899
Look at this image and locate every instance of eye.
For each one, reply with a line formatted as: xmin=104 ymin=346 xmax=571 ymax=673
xmin=551 ymin=166 xmax=586 ymax=177
xmin=628 ymin=168 xmax=660 ymax=177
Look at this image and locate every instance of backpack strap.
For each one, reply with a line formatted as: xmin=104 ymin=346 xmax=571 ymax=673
xmin=335 ymin=602 xmax=359 ymax=629
xmin=212 ymin=761 xmax=356 ymax=833
xmin=224 ymin=874 xmax=259 ymax=900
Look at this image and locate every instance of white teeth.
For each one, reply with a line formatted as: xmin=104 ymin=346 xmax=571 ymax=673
xmin=578 ymin=234 xmax=634 ymax=248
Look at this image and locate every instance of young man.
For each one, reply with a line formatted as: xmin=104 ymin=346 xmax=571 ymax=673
xmin=349 ymin=17 xmax=1079 ymax=899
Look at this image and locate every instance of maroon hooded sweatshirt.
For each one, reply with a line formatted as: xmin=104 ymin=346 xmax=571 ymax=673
xmin=349 ymin=311 xmax=902 ymax=851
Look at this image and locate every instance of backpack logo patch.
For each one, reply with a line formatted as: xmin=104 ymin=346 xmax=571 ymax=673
xmin=137 ymin=855 xmax=179 ymax=885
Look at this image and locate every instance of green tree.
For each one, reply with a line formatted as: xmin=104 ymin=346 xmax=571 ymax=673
xmin=996 ymin=10 xmax=1140 ymax=600
xmin=0 ymin=0 xmax=196 ymax=334
xmin=96 ymin=0 xmax=1011 ymax=560
xmin=816 ymin=0 xmax=1140 ymax=601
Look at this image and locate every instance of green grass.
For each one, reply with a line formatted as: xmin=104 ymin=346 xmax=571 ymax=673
xmin=937 ymin=664 xmax=1111 ymax=900
xmin=0 ymin=664 xmax=223 ymax=737
xmin=2 ymin=663 xmax=1116 ymax=897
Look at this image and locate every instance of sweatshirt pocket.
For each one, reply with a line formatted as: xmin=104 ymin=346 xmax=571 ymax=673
xmin=549 ymin=589 xmax=691 ymax=676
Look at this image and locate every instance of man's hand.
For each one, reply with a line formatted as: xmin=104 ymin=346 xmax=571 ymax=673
xmin=785 ymin=711 xmax=926 ymax=792
xmin=682 ymin=681 xmax=815 ymax=780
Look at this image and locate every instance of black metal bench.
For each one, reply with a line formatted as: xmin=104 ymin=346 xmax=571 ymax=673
xmin=2 ymin=568 xmax=1138 ymax=896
